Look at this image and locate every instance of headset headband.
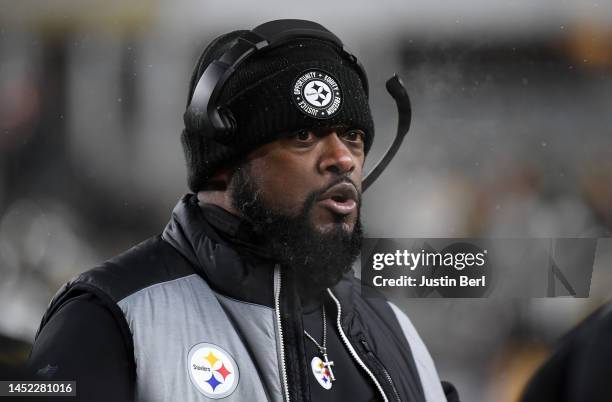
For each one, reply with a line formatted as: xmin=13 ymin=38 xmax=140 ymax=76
xmin=185 ymin=19 xmax=368 ymax=143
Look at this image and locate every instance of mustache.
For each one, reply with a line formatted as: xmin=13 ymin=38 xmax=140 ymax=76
xmin=303 ymin=176 xmax=362 ymax=212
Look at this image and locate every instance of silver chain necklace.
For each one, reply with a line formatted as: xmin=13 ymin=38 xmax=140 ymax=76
xmin=303 ymin=305 xmax=336 ymax=383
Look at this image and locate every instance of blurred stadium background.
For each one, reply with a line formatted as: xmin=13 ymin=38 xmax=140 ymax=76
xmin=1 ymin=1 xmax=611 ymax=400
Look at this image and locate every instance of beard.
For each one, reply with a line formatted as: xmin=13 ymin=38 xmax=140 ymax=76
xmin=229 ymin=162 xmax=363 ymax=297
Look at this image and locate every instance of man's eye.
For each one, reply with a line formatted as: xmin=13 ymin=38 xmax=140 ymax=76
xmin=342 ymin=129 xmax=365 ymax=143
xmin=294 ymin=129 xmax=313 ymax=141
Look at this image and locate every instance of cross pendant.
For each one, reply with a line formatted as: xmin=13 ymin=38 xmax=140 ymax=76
xmin=322 ymin=353 xmax=336 ymax=382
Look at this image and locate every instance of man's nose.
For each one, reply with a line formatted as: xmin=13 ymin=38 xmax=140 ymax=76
xmin=318 ymin=132 xmax=356 ymax=175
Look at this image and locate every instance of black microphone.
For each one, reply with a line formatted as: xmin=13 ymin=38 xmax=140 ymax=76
xmin=362 ymin=74 xmax=412 ymax=192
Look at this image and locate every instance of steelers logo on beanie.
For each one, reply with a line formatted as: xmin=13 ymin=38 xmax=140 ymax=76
xmin=292 ymin=69 xmax=342 ymax=119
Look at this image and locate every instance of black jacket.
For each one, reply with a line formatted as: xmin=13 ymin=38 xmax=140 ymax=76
xmin=521 ymin=302 xmax=612 ymax=402
xmin=30 ymin=194 xmax=457 ymax=401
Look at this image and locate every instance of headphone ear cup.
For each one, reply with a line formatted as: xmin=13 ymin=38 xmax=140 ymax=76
xmin=213 ymin=107 xmax=237 ymax=144
xmin=183 ymin=106 xmax=236 ymax=145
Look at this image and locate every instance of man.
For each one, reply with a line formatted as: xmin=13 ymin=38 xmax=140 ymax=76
xmin=29 ymin=20 xmax=458 ymax=402
xmin=521 ymin=301 xmax=612 ymax=402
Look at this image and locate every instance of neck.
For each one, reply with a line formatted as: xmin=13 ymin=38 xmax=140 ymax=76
xmin=299 ymin=284 xmax=325 ymax=313
xmin=198 ymin=191 xmax=340 ymax=307
xmin=196 ymin=190 xmax=240 ymax=216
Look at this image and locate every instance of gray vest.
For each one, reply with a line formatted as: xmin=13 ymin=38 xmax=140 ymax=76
xmin=118 ymin=272 xmax=283 ymax=401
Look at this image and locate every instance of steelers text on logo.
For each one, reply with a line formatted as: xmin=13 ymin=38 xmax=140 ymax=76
xmin=187 ymin=342 xmax=240 ymax=399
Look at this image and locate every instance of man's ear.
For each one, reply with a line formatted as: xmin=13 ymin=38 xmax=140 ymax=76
xmin=202 ymin=167 xmax=233 ymax=191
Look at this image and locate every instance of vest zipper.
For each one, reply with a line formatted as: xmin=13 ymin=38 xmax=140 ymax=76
xmin=274 ymin=266 xmax=290 ymax=402
xmin=359 ymin=337 xmax=402 ymax=402
xmin=326 ymin=288 xmax=389 ymax=402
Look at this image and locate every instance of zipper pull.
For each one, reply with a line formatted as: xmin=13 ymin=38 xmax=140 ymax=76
xmin=359 ymin=337 xmax=374 ymax=355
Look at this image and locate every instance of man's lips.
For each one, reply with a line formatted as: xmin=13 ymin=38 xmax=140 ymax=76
xmin=317 ymin=182 xmax=359 ymax=216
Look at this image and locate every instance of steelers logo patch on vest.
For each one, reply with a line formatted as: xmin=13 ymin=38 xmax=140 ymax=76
xmin=187 ymin=343 xmax=239 ymax=399
xmin=292 ymin=69 xmax=342 ymax=119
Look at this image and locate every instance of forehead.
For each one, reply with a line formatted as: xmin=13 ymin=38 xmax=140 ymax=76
xmin=303 ymin=125 xmax=350 ymax=135
xmin=282 ymin=124 xmax=368 ymax=137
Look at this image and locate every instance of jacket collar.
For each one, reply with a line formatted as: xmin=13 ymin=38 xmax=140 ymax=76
xmin=161 ymin=193 xmax=358 ymax=312
xmin=161 ymin=193 xmax=276 ymax=307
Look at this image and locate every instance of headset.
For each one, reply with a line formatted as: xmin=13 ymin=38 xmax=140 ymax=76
xmin=185 ymin=19 xmax=412 ymax=192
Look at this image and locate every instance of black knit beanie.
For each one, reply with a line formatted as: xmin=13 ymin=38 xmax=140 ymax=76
xmin=182 ymin=29 xmax=374 ymax=192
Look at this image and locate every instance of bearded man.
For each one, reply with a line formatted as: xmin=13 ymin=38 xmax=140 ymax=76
xmin=28 ymin=19 xmax=459 ymax=402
